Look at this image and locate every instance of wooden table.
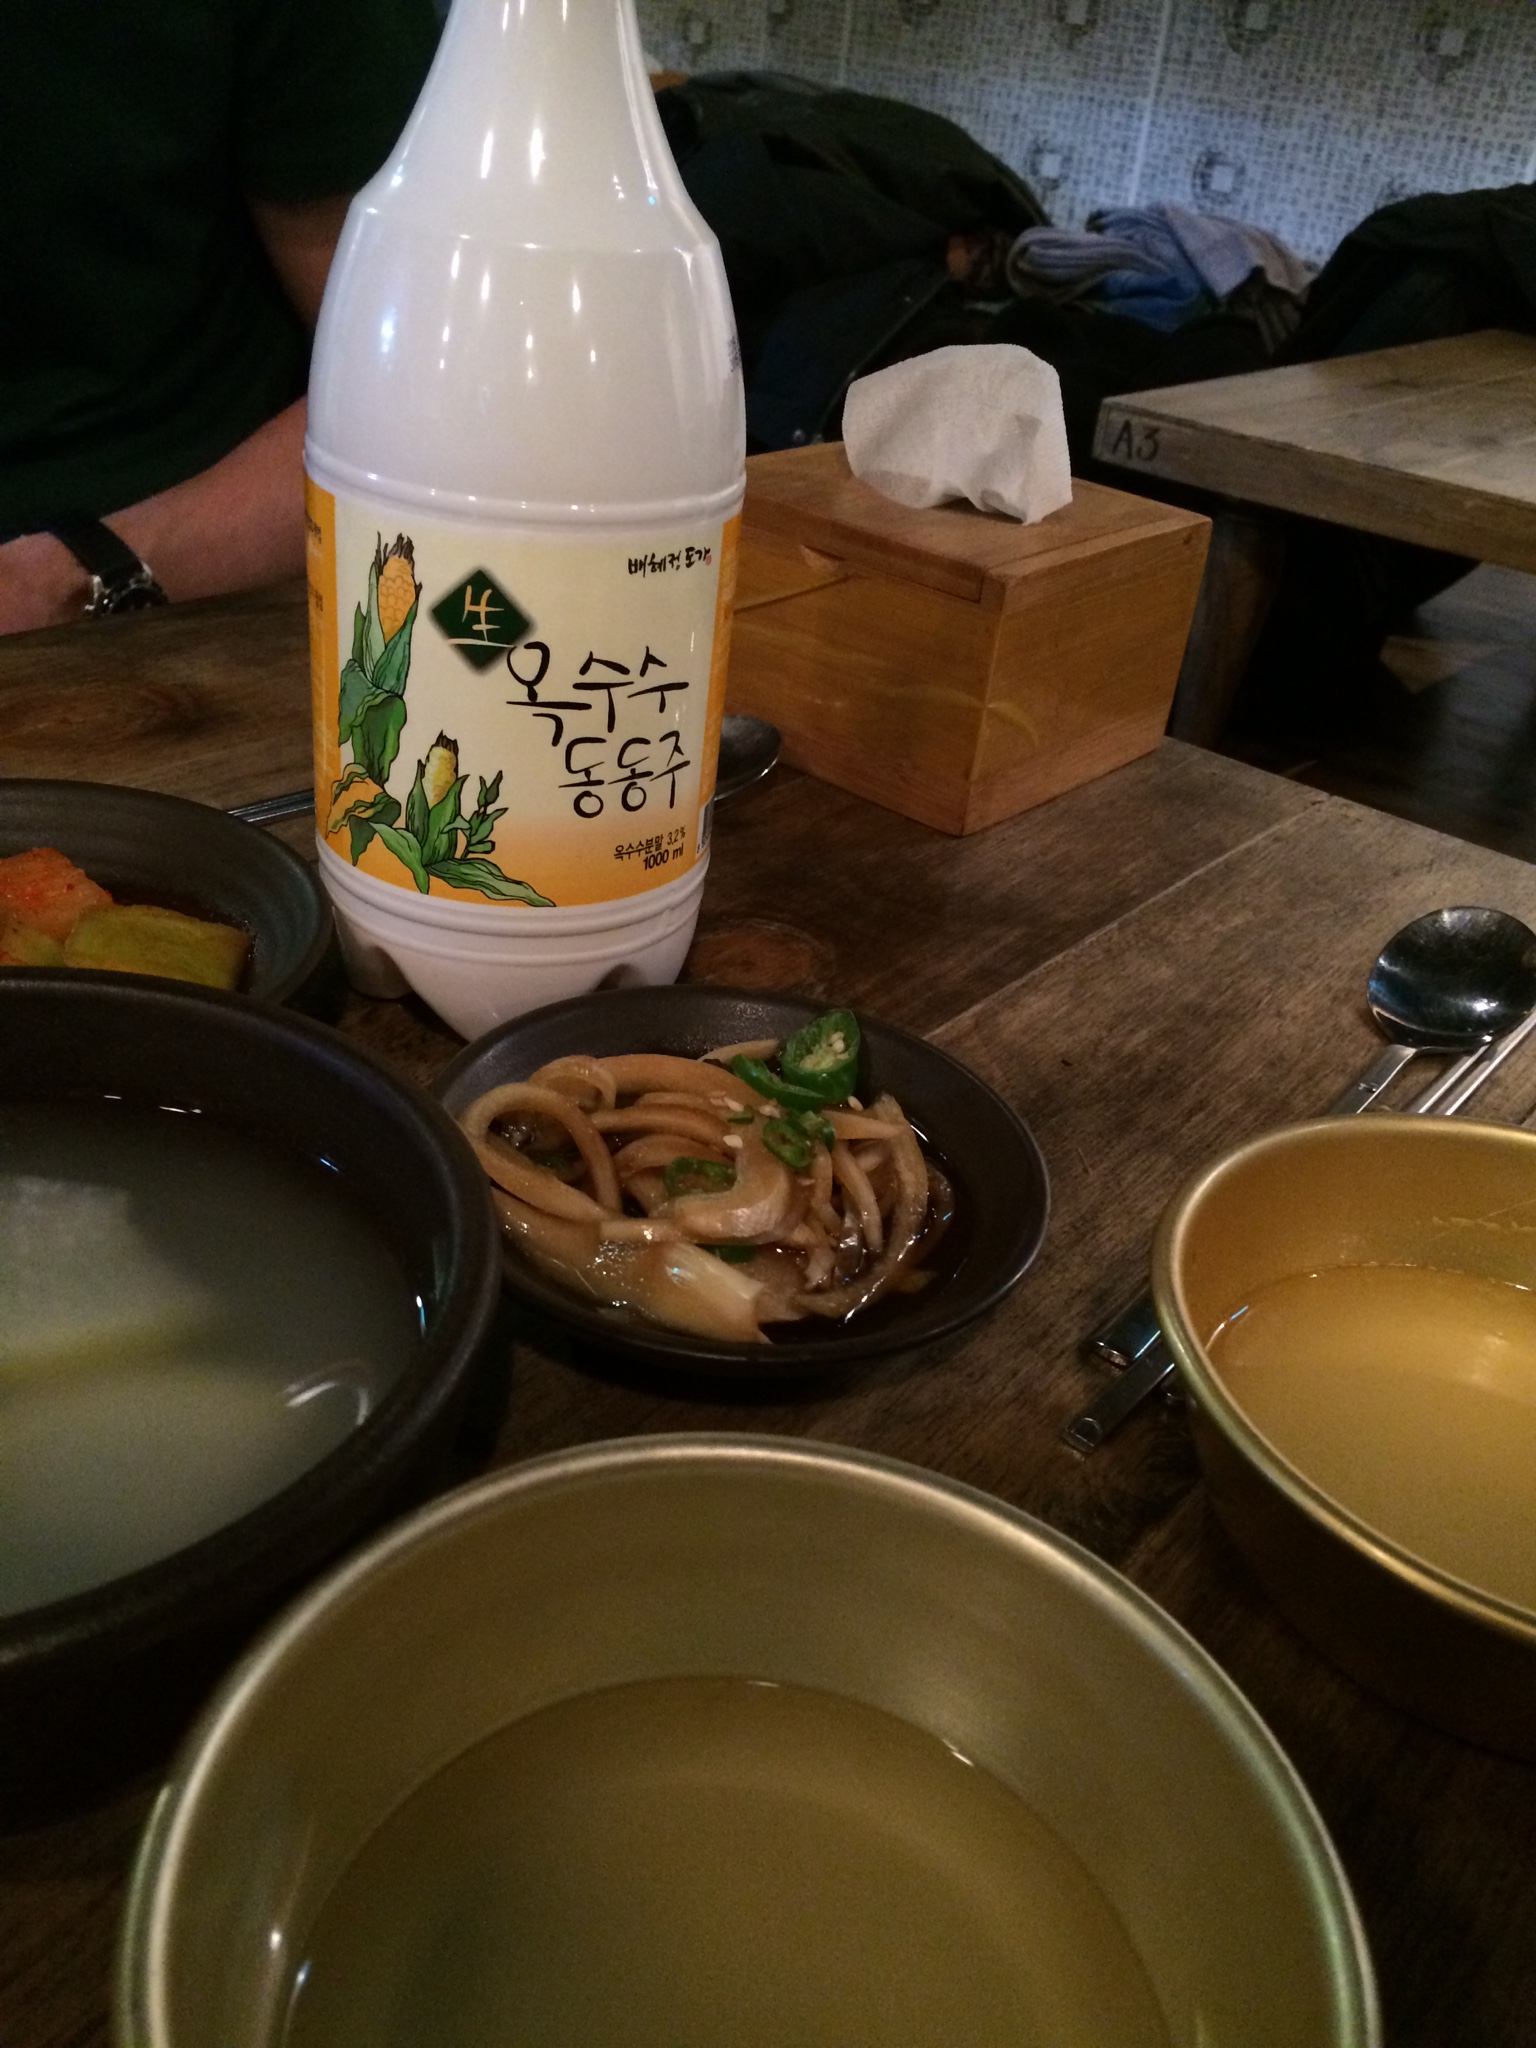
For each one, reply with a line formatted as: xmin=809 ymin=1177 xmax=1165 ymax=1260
xmin=1094 ymin=329 xmax=1536 ymax=742
xmin=5 ymin=587 xmax=1536 ymax=2048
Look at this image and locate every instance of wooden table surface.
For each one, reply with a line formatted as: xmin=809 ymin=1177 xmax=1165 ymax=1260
xmin=1094 ymin=328 xmax=1536 ymax=572
xmin=5 ymin=585 xmax=1536 ymax=2048
xmin=1093 ymin=330 xmax=1536 ymax=745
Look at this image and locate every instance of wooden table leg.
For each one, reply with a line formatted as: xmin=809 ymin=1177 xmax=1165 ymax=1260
xmin=1167 ymin=505 xmax=1285 ymax=745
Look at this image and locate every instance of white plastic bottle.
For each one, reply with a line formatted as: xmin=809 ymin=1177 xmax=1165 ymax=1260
xmin=304 ymin=0 xmax=745 ymax=1040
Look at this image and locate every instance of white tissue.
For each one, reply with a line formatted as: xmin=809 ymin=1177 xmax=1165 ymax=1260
xmin=843 ymin=344 xmax=1073 ymax=524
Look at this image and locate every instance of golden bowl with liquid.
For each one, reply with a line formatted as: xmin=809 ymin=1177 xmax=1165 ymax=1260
xmin=1153 ymin=1115 xmax=1536 ymax=1759
xmin=118 ymin=1436 xmax=1377 ymax=2048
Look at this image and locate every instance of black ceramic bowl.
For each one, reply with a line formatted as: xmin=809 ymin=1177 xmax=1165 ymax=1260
xmin=0 ymin=779 xmax=334 ymax=1009
xmin=435 ymin=986 xmax=1049 ymax=1379
xmin=0 ymin=976 xmax=500 ymax=1816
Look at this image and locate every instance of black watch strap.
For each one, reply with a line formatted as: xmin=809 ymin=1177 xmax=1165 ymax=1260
xmin=46 ymin=517 xmax=168 ymax=617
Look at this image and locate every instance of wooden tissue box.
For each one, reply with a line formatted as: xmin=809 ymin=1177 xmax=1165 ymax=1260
xmin=726 ymin=444 xmax=1210 ymax=835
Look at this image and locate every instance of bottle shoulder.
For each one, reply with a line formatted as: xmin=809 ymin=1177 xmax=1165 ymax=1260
xmin=309 ymin=225 xmax=743 ymax=508
xmin=303 ymin=452 xmax=745 ymax=530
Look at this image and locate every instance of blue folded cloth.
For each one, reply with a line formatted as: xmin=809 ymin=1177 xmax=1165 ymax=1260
xmin=1008 ymin=203 xmax=1313 ymax=332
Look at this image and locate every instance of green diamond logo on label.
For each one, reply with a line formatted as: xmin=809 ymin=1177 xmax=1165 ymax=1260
xmin=430 ymin=569 xmax=534 ymax=671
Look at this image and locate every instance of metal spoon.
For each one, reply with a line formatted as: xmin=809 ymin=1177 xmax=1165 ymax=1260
xmin=228 ymin=719 xmax=783 ymax=831
xmin=714 ymin=714 xmax=782 ymax=805
xmin=1069 ymin=905 xmax=1536 ymax=1448
xmin=1332 ymin=905 xmax=1536 ymax=1114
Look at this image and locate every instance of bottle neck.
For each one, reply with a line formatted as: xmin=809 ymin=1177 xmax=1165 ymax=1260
xmin=377 ymin=0 xmax=695 ymax=245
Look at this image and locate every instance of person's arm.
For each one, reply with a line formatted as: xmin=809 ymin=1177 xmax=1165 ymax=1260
xmin=249 ymin=191 xmax=351 ymax=326
xmin=0 ymin=195 xmax=349 ymax=634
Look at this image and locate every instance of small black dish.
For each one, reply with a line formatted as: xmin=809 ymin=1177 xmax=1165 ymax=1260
xmin=0 ymin=975 xmax=500 ymax=1818
xmin=435 ymin=985 xmax=1049 ymax=1379
xmin=0 ymin=778 xmax=335 ymax=1011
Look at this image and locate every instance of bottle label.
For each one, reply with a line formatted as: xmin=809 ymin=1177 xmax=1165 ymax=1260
xmin=306 ymin=482 xmax=738 ymax=908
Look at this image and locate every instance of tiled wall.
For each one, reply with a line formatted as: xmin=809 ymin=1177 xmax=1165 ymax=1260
xmin=638 ymin=0 xmax=1536 ymax=264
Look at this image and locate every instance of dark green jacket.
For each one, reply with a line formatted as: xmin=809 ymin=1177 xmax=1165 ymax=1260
xmin=1 ymin=0 xmax=438 ymax=531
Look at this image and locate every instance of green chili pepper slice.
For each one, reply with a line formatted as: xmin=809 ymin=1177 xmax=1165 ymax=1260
xmin=760 ymin=1107 xmax=839 ymax=1174
xmin=662 ymin=1156 xmax=737 ymax=1198
xmin=708 ymin=1243 xmax=757 ymax=1264
xmin=762 ymin=1119 xmax=815 ymax=1171
xmin=779 ymin=1009 xmax=861 ymax=1104
xmin=728 ymin=1055 xmax=828 ymax=1115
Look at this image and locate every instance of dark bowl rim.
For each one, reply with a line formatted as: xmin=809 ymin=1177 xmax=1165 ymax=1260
xmin=0 ymin=973 xmax=500 ymax=1673
xmin=0 ymin=777 xmax=332 ymax=1007
xmin=433 ymin=984 xmax=1049 ymax=1377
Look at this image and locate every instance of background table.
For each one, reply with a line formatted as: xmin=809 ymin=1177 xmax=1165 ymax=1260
xmin=1095 ymin=329 xmax=1536 ymax=742
xmin=5 ymin=587 xmax=1536 ymax=2047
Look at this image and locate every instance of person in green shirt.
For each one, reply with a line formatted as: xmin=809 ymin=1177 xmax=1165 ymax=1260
xmin=0 ymin=0 xmax=440 ymax=632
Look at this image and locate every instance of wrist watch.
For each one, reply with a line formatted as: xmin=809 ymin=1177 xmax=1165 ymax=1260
xmin=46 ymin=517 xmax=168 ymax=617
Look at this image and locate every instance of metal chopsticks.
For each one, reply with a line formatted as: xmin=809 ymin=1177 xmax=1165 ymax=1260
xmin=227 ymin=788 xmax=314 ymax=828
xmin=1403 ymin=1004 xmax=1536 ymax=1115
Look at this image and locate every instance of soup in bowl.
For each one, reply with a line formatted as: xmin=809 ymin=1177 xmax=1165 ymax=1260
xmin=119 ymin=1436 xmax=1378 ymax=2048
xmin=0 ymin=974 xmax=499 ymax=1813
xmin=1153 ymin=1113 xmax=1536 ymax=1758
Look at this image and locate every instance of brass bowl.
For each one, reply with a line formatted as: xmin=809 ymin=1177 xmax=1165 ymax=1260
xmin=1153 ymin=1115 xmax=1536 ymax=1759
xmin=118 ymin=1436 xmax=1377 ymax=2047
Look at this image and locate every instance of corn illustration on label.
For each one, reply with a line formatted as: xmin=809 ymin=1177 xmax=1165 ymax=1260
xmin=305 ymin=480 xmax=738 ymax=908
